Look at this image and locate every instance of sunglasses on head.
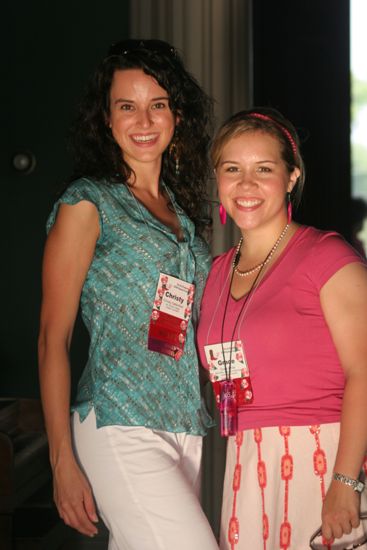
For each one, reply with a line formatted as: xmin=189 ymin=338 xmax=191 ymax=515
xmin=108 ymin=39 xmax=176 ymax=58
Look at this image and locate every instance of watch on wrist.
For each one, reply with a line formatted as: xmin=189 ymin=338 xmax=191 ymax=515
xmin=333 ymin=472 xmax=365 ymax=493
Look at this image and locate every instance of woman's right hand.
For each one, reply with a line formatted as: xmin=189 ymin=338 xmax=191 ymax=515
xmin=53 ymin=455 xmax=99 ymax=537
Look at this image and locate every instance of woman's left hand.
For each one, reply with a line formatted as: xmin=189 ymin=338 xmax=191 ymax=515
xmin=320 ymin=261 xmax=367 ymax=542
xmin=322 ymin=480 xmax=360 ymax=542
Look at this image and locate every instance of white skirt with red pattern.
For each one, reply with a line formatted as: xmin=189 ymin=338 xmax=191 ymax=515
xmin=220 ymin=423 xmax=367 ymax=550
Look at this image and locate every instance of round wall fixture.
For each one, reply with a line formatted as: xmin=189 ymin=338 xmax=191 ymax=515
xmin=12 ymin=151 xmax=37 ymax=175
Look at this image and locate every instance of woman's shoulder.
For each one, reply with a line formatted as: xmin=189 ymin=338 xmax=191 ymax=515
xmin=213 ymin=246 xmax=236 ymax=263
xmin=296 ymin=225 xmax=365 ymax=289
xmin=46 ymin=178 xmax=112 ymax=234
xmin=299 ymin=225 xmax=363 ymax=259
xmin=59 ymin=177 xmax=132 ymax=211
xmin=61 ymin=177 xmax=108 ymax=202
xmin=209 ymin=247 xmax=236 ymax=277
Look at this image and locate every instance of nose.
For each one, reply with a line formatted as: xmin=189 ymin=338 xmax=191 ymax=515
xmin=239 ymin=170 xmax=258 ymax=189
xmin=137 ymin=108 xmax=152 ymax=128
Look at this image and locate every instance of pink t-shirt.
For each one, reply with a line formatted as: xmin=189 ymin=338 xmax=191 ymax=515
xmin=197 ymin=226 xmax=365 ymax=430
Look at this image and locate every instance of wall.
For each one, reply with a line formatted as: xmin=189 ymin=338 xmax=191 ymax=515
xmin=1 ymin=0 xmax=129 ymax=397
xmin=252 ymin=0 xmax=351 ymax=236
xmin=3 ymin=0 xmax=351 ymax=395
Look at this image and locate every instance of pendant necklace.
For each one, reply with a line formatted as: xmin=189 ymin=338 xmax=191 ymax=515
xmin=233 ymin=223 xmax=290 ymax=277
xmin=218 ymin=222 xmax=290 ymax=436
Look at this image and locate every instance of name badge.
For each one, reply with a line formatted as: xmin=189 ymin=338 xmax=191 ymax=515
xmin=148 ymin=272 xmax=195 ymax=361
xmin=204 ymin=341 xmax=254 ymax=407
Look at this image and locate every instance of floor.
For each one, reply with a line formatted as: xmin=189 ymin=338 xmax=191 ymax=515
xmin=12 ymin=482 xmax=109 ymax=550
xmin=14 ymin=519 xmax=109 ymax=550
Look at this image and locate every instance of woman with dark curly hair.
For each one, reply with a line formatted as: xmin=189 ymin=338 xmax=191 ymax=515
xmin=38 ymin=39 xmax=218 ymax=549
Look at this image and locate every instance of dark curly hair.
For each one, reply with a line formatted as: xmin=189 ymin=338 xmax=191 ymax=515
xmin=211 ymin=107 xmax=305 ymax=208
xmin=68 ymin=39 xmax=214 ymax=235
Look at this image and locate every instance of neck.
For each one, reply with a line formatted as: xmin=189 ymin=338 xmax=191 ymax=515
xmin=240 ymin=218 xmax=290 ymax=258
xmin=234 ymin=220 xmax=298 ymax=279
xmin=127 ymin=159 xmax=162 ymax=198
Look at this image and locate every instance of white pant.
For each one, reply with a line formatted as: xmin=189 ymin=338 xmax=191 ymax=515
xmin=72 ymin=409 xmax=218 ymax=550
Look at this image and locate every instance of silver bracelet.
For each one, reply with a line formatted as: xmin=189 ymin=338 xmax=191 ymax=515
xmin=333 ymin=472 xmax=365 ymax=493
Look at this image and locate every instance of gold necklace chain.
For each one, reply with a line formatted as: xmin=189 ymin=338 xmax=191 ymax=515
xmin=233 ymin=223 xmax=290 ymax=277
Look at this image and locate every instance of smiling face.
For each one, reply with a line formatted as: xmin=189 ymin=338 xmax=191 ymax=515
xmin=216 ymin=130 xmax=300 ymax=232
xmin=108 ymin=68 xmax=177 ymax=172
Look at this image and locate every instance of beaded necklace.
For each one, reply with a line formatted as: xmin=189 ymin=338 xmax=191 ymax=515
xmin=233 ymin=223 xmax=290 ymax=277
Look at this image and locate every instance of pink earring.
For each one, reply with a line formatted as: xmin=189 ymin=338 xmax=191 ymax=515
xmin=287 ymin=192 xmax=292 ymax=224
xmin=219 ymin=203 xmax=227 ymax=225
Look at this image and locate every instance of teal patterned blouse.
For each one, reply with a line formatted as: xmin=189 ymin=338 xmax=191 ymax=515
xmin=47 ymin=177 xmax=212 ymax=435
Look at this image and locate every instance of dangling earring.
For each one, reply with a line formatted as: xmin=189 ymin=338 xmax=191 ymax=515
xmin=219 ymin=203 xmax=227 ymax=225
xmin=169 ymin=140 xmax=180 ymax=177
xmin=286 ymin=192 xmax=292 ymax=224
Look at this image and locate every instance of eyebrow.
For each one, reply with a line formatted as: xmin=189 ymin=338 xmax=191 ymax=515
xmin=219 ymin=160 xmax=240 ymax=166
xmin=113 ymin=96 xmax=170 ymax=105
xmin=219 ymin=159 xmax=278 ymax=166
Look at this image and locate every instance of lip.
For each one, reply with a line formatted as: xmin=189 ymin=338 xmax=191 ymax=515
xmin=130 ymin=133 xmax=160 ymax=146
xmin=234 ymin=197 xmax=263 ymax=210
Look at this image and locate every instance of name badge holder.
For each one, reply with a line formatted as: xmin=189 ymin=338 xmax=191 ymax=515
xmin=220 ymin=379 xmax=237 ymax=437
xmin=148 ymin=272 xmax=195 ymax=361
xmin=203 ymin=227 xmax=274 ymax=437
xmin=204 ymin=340 xmax=253 ymax=437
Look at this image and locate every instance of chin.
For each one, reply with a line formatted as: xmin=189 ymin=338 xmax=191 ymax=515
xmin=233 ymin=218 xmax=261 ymax=231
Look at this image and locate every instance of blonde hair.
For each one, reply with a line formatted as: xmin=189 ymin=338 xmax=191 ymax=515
xmin=211 ymin=108 xmax=305 ymax=207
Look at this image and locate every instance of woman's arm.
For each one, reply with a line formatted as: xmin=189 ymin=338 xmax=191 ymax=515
xmin=320 ymin=261 xmax=367 ymax=541
xmin=38 ymin=201 xmax=100 ymax=537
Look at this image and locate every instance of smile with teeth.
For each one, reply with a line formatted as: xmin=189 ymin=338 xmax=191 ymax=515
xmin=236 ymin=198 xmax=262 ymax=207
xmin=131 ymin=134 xmax=158 ymax=143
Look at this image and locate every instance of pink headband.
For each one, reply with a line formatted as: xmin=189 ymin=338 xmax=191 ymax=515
xmin=248 ymin=113 xmax=298 ymax=159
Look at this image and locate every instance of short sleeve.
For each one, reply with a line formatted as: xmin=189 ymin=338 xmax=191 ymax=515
xmin=308 ymin=231 xmax=365 ymax=291
xmin=46 ymin=178 xmax=104 ymax=241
